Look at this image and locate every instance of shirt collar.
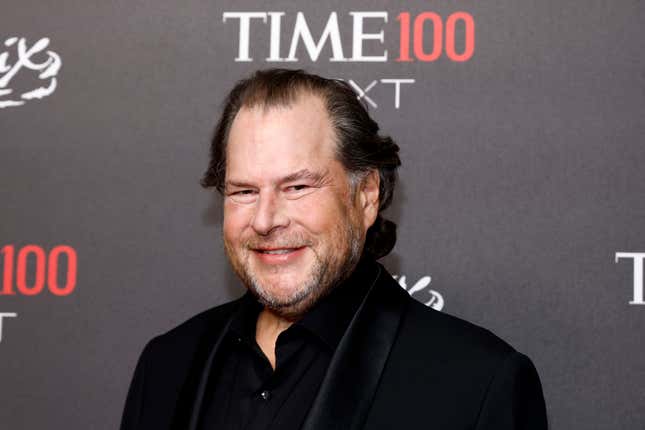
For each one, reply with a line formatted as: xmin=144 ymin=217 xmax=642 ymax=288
xmin=295 ymin=257 xmax=379 ymax=349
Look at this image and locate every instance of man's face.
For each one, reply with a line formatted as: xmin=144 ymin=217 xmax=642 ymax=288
xmin=222 ymin=93 xmax=378 ymax=318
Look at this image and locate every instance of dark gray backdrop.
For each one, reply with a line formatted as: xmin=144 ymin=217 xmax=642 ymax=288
xmin=1 ymin=1 xmax=644 ymax=428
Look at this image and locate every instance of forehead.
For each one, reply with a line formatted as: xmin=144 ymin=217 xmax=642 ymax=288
xmin=225 ymin=93 xmax=339 ymax=183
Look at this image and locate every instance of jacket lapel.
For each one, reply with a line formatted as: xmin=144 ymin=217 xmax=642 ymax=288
xmin=301 ymin=264 xmax=409 ymax=430
xmin=168 ymin=301 xmax=241 ymax=430
xmin=184 ymin=315 xmax=233 ymax=430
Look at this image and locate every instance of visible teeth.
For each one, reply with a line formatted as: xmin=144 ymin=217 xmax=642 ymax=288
xmin=262 ymin=249 xmax=293 ymax=254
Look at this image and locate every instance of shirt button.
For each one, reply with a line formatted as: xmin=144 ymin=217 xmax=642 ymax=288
xmin=260 ymin=390 xmax=271 ymax=401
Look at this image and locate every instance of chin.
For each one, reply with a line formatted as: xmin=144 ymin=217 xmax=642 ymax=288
xmin=253 ymin=277 xmax=309 ymax=303
xmin=262 ymin=294 xmax=318 ymax=320
xmin=248 ymin=273 xmax=321 ymax=318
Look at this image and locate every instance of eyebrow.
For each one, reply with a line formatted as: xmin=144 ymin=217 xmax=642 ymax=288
xmin=281 ymin=169 xmax=327 ymax=183
xmin=225 ymin=169 xmax=328 ymax=189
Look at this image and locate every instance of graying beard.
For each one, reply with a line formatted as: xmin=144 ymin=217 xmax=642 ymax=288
xmin=246 ymin=221 xmax=362 ymax=318
xmin=249 ymin=256 xmax=326 ymax=311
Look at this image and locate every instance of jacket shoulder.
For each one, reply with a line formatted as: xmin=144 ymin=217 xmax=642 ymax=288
xmin=120 ymin=298 xmax=243 ymax=430
xmin=402 ymin=296 xmax=515 ymax=360
xmin=367 ymin=288 xmax=546 ymax=429
xmin=146 ymin=297 xmax=243 ymax=357
xmin=374 ymin=265 xmax=514 ymax=360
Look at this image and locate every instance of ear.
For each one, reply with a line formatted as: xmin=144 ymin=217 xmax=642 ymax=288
xmin=358 ymin=170 xmax=380 ymax=230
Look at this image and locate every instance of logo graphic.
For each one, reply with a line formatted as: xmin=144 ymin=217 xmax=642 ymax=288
xmin=222 ymin=11 xmax=474 ymax=63
xmin=615 ymin=252 xmax=645 ymax=305
xmin=393 ymin=274 xmax=444 ymax=310
xmin=0 ymin=37 xmax=61 ymax=108
xmin=221 ymin=10 xmax=475 ymax=109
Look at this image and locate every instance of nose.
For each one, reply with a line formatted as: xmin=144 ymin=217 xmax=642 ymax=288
xmin=251 ymin=190 xmax=289 ymax=236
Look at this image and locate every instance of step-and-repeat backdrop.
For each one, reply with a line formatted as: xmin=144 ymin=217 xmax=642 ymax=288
xmin=1 ymin=1 xmax=644 ymax=428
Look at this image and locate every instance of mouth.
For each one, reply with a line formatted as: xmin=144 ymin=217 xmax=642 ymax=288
xmin=251 ymin=246 xmax=307 ymax=263
xmin=256 ymin=247 xmax=302 ymax=254
xmin=253 ymin=246 xmax=304 ymax=254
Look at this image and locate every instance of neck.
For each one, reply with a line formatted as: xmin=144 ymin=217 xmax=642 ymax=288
xmin=255 ymin=307 xmax=295 ymax=370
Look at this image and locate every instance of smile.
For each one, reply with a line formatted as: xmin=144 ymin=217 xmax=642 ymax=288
xmin=252 ymin=247 xmax=307 ymax=263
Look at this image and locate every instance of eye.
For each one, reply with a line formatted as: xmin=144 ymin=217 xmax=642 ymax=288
xmin=227 ymin=189 xmax=258 ymax=203
xmin=283 ymin=184 xmax=316 ymax=199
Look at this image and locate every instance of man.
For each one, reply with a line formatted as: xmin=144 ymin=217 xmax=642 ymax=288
xmin=120 ymin=69 xmax=548 ymax=430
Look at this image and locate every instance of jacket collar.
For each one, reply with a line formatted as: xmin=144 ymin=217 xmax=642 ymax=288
xmin=184 ymin=262 xmax=409 ymax=430
xmin=300 ymin=263 xmax=409 ymax=430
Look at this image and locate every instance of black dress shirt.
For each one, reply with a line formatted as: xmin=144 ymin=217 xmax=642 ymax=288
xmin=197 ymin=259 xmax=378 ymax=430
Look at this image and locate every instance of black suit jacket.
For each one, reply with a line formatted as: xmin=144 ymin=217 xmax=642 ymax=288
xmin=121 ymin=263 xmax=548 ymax=429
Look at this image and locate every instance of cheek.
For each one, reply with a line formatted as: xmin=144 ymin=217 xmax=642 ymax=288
xmin=223 ymin=202 xmax=252 ymax=242
xmin=290 ymin=195 xmax=351 ymax=235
